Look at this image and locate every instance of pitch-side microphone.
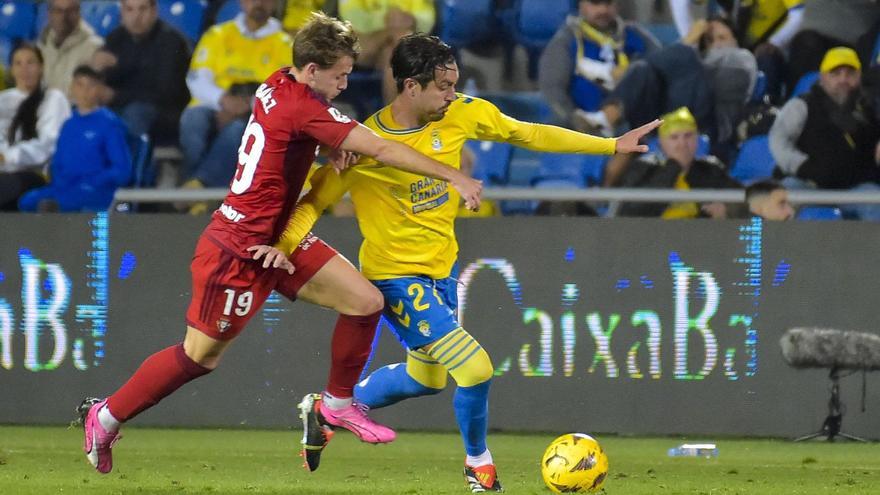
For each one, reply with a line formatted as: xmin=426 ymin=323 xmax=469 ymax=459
xmin=780 ymin=328 xmax=880 ymax=371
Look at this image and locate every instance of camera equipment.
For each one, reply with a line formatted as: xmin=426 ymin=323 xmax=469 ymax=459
xmin=779 ymin=327 xmax=880 ymax=442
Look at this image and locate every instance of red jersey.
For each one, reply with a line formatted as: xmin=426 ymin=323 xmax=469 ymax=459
xmin=203 ymin=68 xmax=358 ymax=257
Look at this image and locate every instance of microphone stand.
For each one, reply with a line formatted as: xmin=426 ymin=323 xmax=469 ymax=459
xmin=794 ymin=367 xmax=868 ymax=442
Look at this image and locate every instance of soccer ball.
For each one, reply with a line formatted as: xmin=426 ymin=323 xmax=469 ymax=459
xmin=540 ymin=433 xmax=609 ymax=493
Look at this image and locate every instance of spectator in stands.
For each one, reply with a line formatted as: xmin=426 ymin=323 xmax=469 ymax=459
xmin=788 ymin=0 xmax=880 ymax=90
xmin=670 ymin=0 xmax=804 ymax=103
xmin=19 ymin=66 xmax=131 ymax=212
xmin=0 ymin=44 xmax=71 ymax=210
xmin=338 ymin=0 xmax=435 ymax=102
xmin=37 ymin=0 xmax=104 ymax=97
xmin=601 ymin=17 xmax=757 ymax=171
xmin=283 ymin=0 xmax=331 ymax=34
xmin=745 ymin=179 xmax=794 ymax=220
xmin=616 ymin=107 xmax=741 ymax=218
xmin=769 ymin=47 xmax=880 ymax=221
xmin=539 ymin=0 xmax=660 ymax=136
xmin=179 ymin=0 xmax=291 ymax=206
xmin=92 ymin=0 xmax=191 ymax=139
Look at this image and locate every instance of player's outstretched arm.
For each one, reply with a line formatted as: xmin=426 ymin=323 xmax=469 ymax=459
xmin=614 ymin=119 xmax=663 ymax=154
xmin=501 ymin=118 xmax=662 ymax=156
xmin=340 ymin=124 xmax=482 ymax=210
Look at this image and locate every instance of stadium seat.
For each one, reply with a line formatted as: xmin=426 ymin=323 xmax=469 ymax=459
xmin=730 ymin=135 xmax=774 ymax=184
xmin=531 ymin=153 xmax=608 ymax=187
xmin=644 ymin=23 xmax=679 ymax=46
xmin=796 ymin=206 xmax=843 ymax=221
xmin=478 ymin=91 xmax=552 ymax=123
xmin=0 ymin=34 xmax=11 ymax=66
xmin=465 ymin=140 xmax=512 ymax=185
xmin=0 ymin=0 xmax=36 ymax=41
xmin=507 ymin=147 xmax=541 ymax=186
xmin=439 ymin=0 xmax=495 ymax=49
xmin=81 ymin=0 xmax=121 ymax=37
xmin=512 ymin=0 xmax=573 ymax=79
xmin=514 ymin=0 xmax=572 ymax=51
xmin=159 ymin=0 xmax=207 ymax=44
xmin=214 ymin=0 xmax=242 ymax=24
xmin=34 ymin=0 xmax=47 ymax=35
xmin=791 ymin=71 xmax=818 ymax=98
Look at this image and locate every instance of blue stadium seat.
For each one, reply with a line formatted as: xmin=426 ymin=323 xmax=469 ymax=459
xmin=81 ymin=0 xmax=121 ymax=37
xmin=34 ymin=0 xmax=47 ymax=35
xmin=439 ymin=0 xmax=495 ymax=49
xmin=514 ymin=0 xmax=572 ymax=51
xmin=513 ymin=0 xmax=573 ymax=79
xmin=507 ymin=147 xmax=541 ymax=186
xmin=646 ymin=134 xmax=711 ymax=157
xmin=0 ymin=0 xmax=36 ymax=41
xmin=532 ymin=153 xmax=608 ymax=187
xmin=214 ymin=0 xmax=242 ymax=24
xmin=730 ymin=135 xmax=774 ymax=184
xmin=0 ymin=34 xmax=11 ymax=65
xmin=796 ymin=206 xmax=843 ymax=221
xmin=644 ymin=23 xmax=679 ymax=46
xmin=159 ymin=0 xmax=207 ymax=44
xmin=478 ymin=91 xmax=552 ymax=123
xmin=791 ymin=71 xmax=818 ymax=98
xmin=465 ymin=140 xmax=512 ymax=185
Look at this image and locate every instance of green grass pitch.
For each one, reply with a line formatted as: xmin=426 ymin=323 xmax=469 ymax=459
xmin=1 ymin=425 xmax=878 ymax=494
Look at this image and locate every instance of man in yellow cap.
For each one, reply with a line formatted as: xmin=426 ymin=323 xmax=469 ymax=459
xmin=616 ymin=106 xmax=741 ymax=218
xmin=769 ymin=46 xmax=880 ymax=220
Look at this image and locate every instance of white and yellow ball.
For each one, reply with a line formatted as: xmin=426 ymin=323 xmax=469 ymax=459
xmin=540 ymin=433 xmax=609 ymax=493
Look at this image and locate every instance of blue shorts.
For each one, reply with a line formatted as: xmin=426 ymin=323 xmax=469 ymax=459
xmin=371 ymin=274 xmax=460 ymax=350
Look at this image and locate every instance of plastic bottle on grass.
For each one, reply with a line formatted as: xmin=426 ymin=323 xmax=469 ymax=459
xmin=667 ymin=443 xmax=718 ymax=458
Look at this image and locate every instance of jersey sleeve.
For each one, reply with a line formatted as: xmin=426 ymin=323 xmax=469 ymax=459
xmin=301 ymin=103 xmax=359 ymax=148
xmin=275 ymin=165 xmax=355 ymax=255
xmin=468 ymin=97 xmax=617 ymax=155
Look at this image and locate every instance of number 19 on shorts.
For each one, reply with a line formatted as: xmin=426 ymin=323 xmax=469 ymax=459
xmin=223 ymin=289 xmax=253 ymax=316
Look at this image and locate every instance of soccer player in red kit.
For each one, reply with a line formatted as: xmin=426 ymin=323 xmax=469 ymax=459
xmin=78 ymin=12 xmax=483 ymax=475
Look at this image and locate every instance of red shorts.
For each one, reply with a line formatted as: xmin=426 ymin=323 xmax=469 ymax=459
xmin=185 ymin=233 xmax=337 ymax=340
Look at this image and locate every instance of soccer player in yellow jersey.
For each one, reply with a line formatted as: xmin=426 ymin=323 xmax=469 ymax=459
xmin=251 ymin=34 xmax=659 ymax=492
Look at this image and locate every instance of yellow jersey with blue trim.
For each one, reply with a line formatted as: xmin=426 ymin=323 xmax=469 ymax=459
xmin=189 ymin=19 xmax=292 ymax=105
xmin=276 ymin=94 xmax=617 ymax=281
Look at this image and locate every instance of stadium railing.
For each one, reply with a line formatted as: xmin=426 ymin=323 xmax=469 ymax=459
xmin=112 ymin=187 xmax=880 ymax=216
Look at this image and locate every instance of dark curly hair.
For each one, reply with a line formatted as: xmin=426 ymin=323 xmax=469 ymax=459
xmin=7 ymin=42 xmax=46 ymax=144
xmin=390 ymin=34 xmax=456 ymax=93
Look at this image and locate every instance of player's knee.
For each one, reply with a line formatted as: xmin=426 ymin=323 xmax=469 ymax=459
xmin=184 ymin=327 xmax=231 ymax=370
xmin=347 ymin=285 xmax=384 ymax=315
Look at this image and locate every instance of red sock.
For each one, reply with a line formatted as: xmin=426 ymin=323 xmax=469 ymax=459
xmin=106 ymin=343 xmax=211 ymax=422
xmin=326 ymin=310 xmax=381 ymax=398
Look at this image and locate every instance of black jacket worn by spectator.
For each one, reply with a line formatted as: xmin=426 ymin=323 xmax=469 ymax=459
xmin=103 ymin=19 xmax=191 ymax=115
xmin=617 ymin=154 xmax=741 ymax=217
xmin=793 ymin=85 xmax=880 ymax=189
